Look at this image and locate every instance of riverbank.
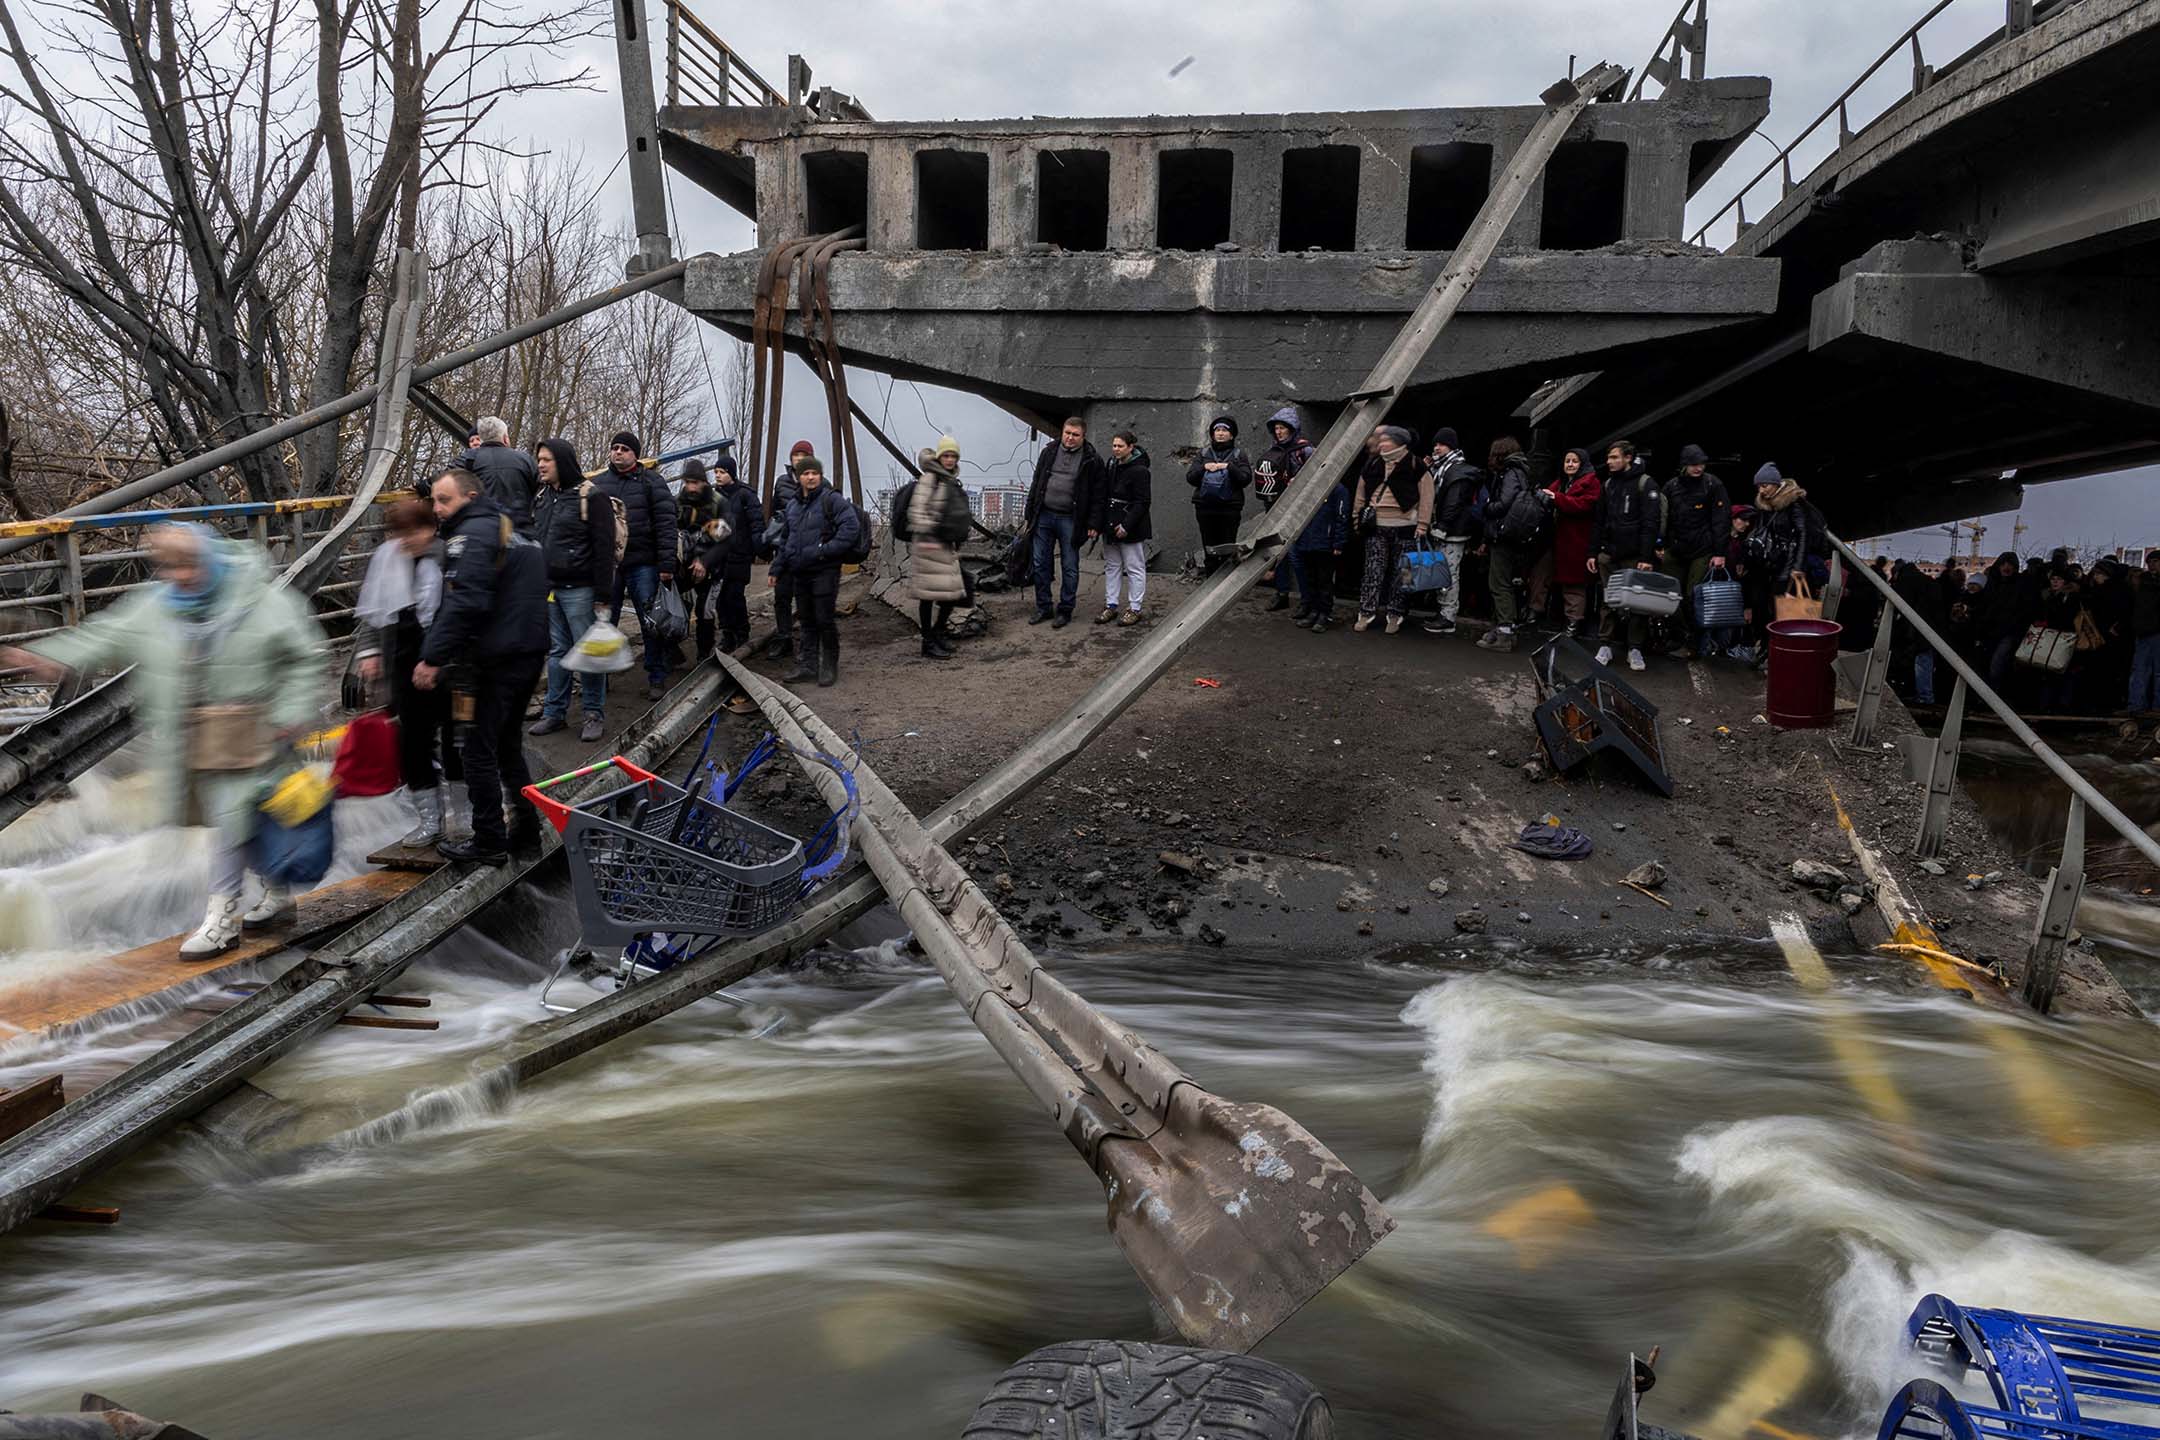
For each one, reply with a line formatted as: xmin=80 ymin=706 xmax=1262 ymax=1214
xmin=630 ymin=557 xmax=2139 ymax=1021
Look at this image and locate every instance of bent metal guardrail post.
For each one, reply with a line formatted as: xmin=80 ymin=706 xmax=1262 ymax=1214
xmin=722 ymin=657 xmax=1392 ymax=1353
xmin=1825 ymin=532 xmax=2160 ymax=1013
xmin=449 ymin=61 xmax=1624 ymax=1109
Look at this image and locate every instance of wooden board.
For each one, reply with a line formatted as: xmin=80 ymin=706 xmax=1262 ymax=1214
xmin=366 ymin=842 xmax=450 ymax=873
xmin=0 ymin=869 xmax=423 ymax=1038
xmin=0 ymin=1075 xmax=64 ymax=1143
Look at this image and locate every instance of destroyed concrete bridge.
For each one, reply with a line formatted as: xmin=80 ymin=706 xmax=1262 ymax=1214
xmin=652 ymin=0 xmax=2160 ymax=547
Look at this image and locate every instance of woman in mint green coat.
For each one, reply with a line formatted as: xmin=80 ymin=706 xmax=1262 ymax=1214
xmin=0 ymin=524 xmax=327 ymax=956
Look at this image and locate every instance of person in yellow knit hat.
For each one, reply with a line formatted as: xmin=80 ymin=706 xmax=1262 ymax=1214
xmin=891 ymin=435 xmax=974 ymax=660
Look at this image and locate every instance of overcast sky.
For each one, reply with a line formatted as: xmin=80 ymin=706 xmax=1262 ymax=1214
xmin=502 ymin=0 xmax=2152 ymax=550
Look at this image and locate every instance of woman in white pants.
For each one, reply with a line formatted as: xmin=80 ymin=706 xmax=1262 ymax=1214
xmin=1092 ymin=431 xmax=1153 ymax=627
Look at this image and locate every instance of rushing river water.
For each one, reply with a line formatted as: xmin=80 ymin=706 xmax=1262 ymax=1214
xmin=7 ymin=777 xmax=2160 ymax=1439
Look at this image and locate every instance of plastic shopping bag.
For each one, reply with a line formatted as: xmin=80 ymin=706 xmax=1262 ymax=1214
xmin=252 ymin=763 xmax=337 ymax=886
xmin=647 ymin=585 xmax=690 ymax=647
xmin=561 ymin=619 xmax=636 ymax=674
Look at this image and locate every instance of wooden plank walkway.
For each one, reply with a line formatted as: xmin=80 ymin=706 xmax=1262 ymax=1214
xmin=0 ymin=869 xmax=423 ymax=1039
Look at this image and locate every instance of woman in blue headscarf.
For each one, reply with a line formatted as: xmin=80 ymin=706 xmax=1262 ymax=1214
xmin=1 ymin=522 xmax=327 ymax=957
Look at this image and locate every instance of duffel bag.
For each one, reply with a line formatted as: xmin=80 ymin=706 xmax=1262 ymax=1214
xmin=1691 ymin=575 xmax=1745 ymax=628
xmin=2014 ymin=623 xmax=2076 ymax=674
xmin=1397 ymin=540 xmax=1453 ymax=595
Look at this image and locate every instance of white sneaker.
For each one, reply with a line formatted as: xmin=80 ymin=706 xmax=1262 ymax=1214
xmin=179 ymin=893 xmax=243 ymax=958
xmin=1594 ymin=645 xmax=1614 ymax=666
xmin=1627 ymin=648 xmax=1647 ymax=672
xmin=242 ymin=884 xmax=294 ymax=926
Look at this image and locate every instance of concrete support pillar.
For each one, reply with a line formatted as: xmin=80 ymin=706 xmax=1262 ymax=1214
xmin=1623 ymin=142 xmax=1690 ymax=239
xmin=755 ymin=148 xmax=794 ymax=248
xmin=1108 ymin=139 xmax=1156 ymax=250
xmin=868 ymin=139 xmax=913 ymax=251
xmin=990 ymin=141 xmax=1032 ymax=251
xmin=1495 ymin=120 xmax=1545 ymax=249
xmin=1358 ymin=139 xmax=1412 ymax=250
xmin=1230 ymin=139 xmax=1281 ymax=252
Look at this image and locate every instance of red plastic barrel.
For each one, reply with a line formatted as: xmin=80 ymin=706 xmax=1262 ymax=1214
xmin=1766 ymin=618 xmax=1844 ymax=728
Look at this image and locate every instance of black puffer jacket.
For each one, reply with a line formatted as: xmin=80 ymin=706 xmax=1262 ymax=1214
xmin=1430 ymin=451 xmax=1481 ymax=539
xmin=1594 ymin=465 xmax=1666 ymax=564
xmin=591 ymin=463 xmax=677 ymax=571
xmin=2134 ymin=568 xmax=2160 ymax=638
xmin=1185 ymin=416 xmax=1253 ymax=516
xmin=456 ymin=442 xmax=539 ymax=534
xmin=1663 ymin=471 xmax=1732 ymax=559
xmin=421 ymin=495 xmax=549 ymax=664
xmin=1091 ymin=447 xmax=1154 ymax=544
xmin=530 ymin=479 xmax=618 ymax=596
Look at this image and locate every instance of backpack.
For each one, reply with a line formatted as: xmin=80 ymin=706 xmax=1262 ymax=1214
xmin=816 ymin=488 xmax=876 ymax=565
xmin=1493 ymin=467 xmax=1549 ymax=547
xmin=576 ymin=481 xmax=629 ymax=568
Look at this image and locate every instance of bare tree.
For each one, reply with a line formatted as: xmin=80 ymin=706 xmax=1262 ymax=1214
xmin=0 ymin=0 xmax=598 ymax=501
xmin=719 ymin=338 xmax=755 ymax=454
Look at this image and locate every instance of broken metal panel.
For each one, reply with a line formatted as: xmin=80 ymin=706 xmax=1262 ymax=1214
xmin=1530 ymin=637 xmax=1675 ymax=796
xmin=722 ymin=656 xmax=1394 ymax=1353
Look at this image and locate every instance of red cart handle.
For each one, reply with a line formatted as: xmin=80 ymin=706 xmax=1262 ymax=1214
xmin=520 ymin=755 xmax=661 ymax=834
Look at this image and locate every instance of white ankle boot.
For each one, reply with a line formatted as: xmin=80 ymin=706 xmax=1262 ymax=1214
xmin=242 ymin=883 xmax=294 ymax=926
xmin=179 ymin=892 xmax=243 ymax=958
xmin=400 ymin=786 xmax=445 ymax=847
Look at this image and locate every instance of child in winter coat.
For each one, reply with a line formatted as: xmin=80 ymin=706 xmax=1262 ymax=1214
xmin=1291 ymin=476 xmax=1353 ymax=633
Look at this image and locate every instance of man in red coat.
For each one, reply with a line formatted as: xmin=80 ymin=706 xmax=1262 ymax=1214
xmin=1546 ymin=447 xmax=1603 ymax=639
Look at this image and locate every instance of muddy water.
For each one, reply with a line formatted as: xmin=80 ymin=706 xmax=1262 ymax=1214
xmin=7 ymin=776 xmax=2160 ymax=1438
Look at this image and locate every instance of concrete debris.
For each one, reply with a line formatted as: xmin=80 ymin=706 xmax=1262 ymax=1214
xmin=1839 ymin=892 xmax=1869 ymax=916
xmin=1356 ymin=920 xmax=1374 ymax=936
xmin=1197 ymin=921 xmax=1227 ymax=946
xmin=1624 ymin=861 xmax=1667 ymax=890
xmin=1454 ymin=909 xmax=1487 ymax=935
xmin=1791 ymin=860 xmax=1849 ymax=890
xmin=1158 ymin=851 xmax=1199 ymax=876
xmin=994 ymin=871 xmax=1016 ymax=895
xmin=1966 ymin=870 xmax=2006 ymax=891
xmin=1426 ymin=876 xmax=1451 ymax=898
xmin=1918 ymin=859 xmax=1948 ymax=876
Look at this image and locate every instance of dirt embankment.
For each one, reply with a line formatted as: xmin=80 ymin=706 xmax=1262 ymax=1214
xmin=619 ymin=558 xmax=2133 ymax=1019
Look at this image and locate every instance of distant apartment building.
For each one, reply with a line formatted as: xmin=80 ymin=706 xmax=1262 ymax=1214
xmin=978 ymin=486 xmax=1029 ymax=528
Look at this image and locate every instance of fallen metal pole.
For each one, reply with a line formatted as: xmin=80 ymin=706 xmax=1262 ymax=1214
xmin=448 ymin=61 xmax=1622 ymax=1106
xmin=0 ymin=668 xmax=730 ymax=1236
xmin=723 ymin=656 xmax=1392 ymax=1352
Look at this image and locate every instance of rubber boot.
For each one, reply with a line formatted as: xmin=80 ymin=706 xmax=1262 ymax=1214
xmin=399 ymin=786 xmax=444 ymax=848
xmin=817 ymin=634 xmax=838 ymax=688
xmin=762 ymin=631 xmax=795 ymax=662
xmin=242 ymin=882 xmax=294 ymax=927
xmin=179 ymin=892 xmax=242 ymax=959
xmin=443 ymin=781 xmax=474 ymax=842
xmin=784 ymin=625 xmax=818 ymax=684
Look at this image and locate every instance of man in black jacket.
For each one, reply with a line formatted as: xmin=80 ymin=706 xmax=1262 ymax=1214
xmin=456 ymin=416 xmax=539 ymax=534
xmin=529 ymin=437 xmax=618 ymax=744
xmin=690 ymin=454 xmax=764 ymax=658
xmin=1024 ymin=417 xmax=1105 ymax=627
xmin=1421 ymin=427 xmax=1481 ymax=636
xmin=416 ymin=466 xmax=550 ymax=864
xmin=592 ymin=430 xmax=678 ymax=699
xmin=1593 ymin=440 xmax=1667 ymax=672
xmin=1661 ymin=444 xmax=1732 ymax=659
xmin=674 ymin=458 xmax=720 ymax=659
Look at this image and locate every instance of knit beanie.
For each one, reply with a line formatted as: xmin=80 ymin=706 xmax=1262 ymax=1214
xmin=678 ymin=457 xmax=708 ymax=483
xmin=789 ymin=439 xmax=816 ymax=464
xmin=1679 ymin=444 xmax=1708 ymax=466
xmin=611 ymin=430 xmax=642 ymax=455
xmin=796 ymin=454 xmax=825 ymax=477
xmin=714 ymin=453 xmax=738 ymax=479
xmin=1754 ymin=462 xmax=1783 ymax=487
xmin=935 ymin=435 xmax=961 ymax=459
xmin=1377 ymin=424 xmax=1415 ymax=453
xmin=1431 ymin=426 xmax=1459 ymax=450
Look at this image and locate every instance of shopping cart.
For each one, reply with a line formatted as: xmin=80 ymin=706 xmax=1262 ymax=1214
xmin=521 ymin=718 xmax=858 ymax=1018
xmin=1880 ymin=1296 xmax=2160 ymax=1440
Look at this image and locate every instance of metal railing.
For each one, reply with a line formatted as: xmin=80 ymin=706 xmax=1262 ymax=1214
xmin=663 ymin=0 xmax=784 ymax=108
xmin=1689 ymin=0 xmax=2080 ymax=248
xmin=1823 ymin=532 xmax=2160 ymax=1013
xmin=0 ymin=495 xmax=396 ymax=642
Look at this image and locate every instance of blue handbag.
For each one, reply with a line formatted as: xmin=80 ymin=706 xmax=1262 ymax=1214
xmin=1398 ymin=540 xmax=1453 ymax=594
xmin=1691 ymin=575 xmax=1746 ymax=627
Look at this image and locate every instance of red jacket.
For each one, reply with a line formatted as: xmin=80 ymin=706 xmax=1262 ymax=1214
xmin=1546 ymin=457 xmax=1603 ymax=585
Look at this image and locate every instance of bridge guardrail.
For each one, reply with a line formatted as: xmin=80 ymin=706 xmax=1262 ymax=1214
xmin=1690 ymin=0 xmax=2080 ymax=249
xmin=0 ymin=494 xmax=397 ymax=642
xmin=1824 ymin=530 xmax=2158 ymax=1013
xmin=662 ymin=0 xmax=784 ymax=108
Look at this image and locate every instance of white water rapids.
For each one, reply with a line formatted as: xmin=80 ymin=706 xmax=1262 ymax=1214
xmin=3 ymin=769 xmax=2160 ymax=1439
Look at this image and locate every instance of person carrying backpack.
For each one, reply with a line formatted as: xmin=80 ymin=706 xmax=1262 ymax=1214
xmin=1478 ymin=443 xmax=1551 ymax=653
xmin=774 ymin=455 xmax=860 ymax=688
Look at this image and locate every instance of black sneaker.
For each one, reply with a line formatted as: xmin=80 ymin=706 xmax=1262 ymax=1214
xmin=1310 ymin=615 xmax=1331 ymax=634
xmin=1029 ymin=610 xmax=1054 ymax=625
xmin=1422 ymin=618 xmax=1458 ymax=636
xmin=438 ymin=836 xmax=508 ymax=866
xmin=1292 ymin=612 xmax=1315 ymax=629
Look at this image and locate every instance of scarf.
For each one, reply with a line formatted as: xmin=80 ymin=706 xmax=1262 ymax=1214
xmin=356 ymin=541 xmax=443 ymax=629
xmin=157 ymin=523 xmax=227 ymax=618
xmin=1758 ymin=480 xmax=1807 ymax=512
xmin=1373 ymin=446 xmax=1422 ymax=514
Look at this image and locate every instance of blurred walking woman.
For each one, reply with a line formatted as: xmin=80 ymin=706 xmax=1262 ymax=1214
xmin=355 ymin=495 xmax=461 ymax=848
xmin=1353 ymin=425 xmax=1432 ymax=634
xmin=0 ymin=523 xmax=326 ymax=957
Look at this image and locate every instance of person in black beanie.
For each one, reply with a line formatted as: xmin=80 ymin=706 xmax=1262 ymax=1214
xmin=591 ymin=429 xmax=677 ymax=699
